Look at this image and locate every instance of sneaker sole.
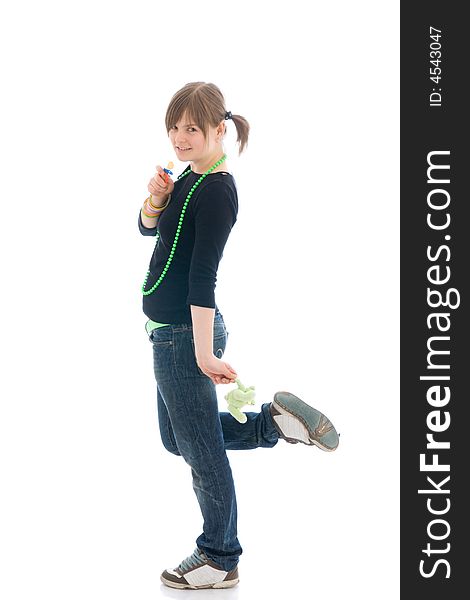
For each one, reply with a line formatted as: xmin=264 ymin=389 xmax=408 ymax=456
xmin=273 ymin=391 xmax=339 ymax=451
xmin=160 ymin=574 xmax=239 ymax=589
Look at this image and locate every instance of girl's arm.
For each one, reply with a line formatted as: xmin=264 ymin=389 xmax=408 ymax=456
xmin=190 ymin=304 xmax=237 ymax=385
xmin=190 ymin=305 xmax=215 ymax=361
xmin=187 ymin=180 xmax=237 ymax=370
xmin=140 ymin=208 xmax=161 ymax=230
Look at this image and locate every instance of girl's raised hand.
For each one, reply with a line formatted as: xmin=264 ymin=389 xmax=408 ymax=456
xmin=148 ymin=164 xmax=175 ymax=200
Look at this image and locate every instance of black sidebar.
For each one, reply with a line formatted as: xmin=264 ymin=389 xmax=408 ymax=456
xmin=401 ymin=2 xmax=468 ymax=598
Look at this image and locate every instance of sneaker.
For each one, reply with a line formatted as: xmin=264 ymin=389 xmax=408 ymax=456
xmin=160 ymin=547 xmax=239 ymax=590
xmin=270 ymin=391 xmax=339 ymax=451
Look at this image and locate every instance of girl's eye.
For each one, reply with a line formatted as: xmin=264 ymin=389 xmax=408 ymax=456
xmin=170 ymin=126 xmax=196 ymax=131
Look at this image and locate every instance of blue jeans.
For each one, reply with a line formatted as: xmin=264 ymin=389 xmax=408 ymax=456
xmin=148 ymin=309 xmax=279 ymax=571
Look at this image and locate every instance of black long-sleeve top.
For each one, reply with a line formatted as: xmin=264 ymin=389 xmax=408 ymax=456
xmin=138 ymin=166 xmax=238 ymax=324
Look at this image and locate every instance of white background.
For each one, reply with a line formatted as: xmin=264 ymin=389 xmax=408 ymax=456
xmin=0 ymin=1 xmax=399 ymax=598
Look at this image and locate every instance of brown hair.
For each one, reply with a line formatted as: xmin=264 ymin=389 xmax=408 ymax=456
xmin=165 ymin=82 xmax=250 ymax=155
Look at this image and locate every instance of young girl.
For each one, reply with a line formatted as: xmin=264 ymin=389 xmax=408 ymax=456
xmin=138 ymin=82 xmax=339 ymax=590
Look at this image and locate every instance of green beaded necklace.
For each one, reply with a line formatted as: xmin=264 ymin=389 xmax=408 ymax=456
xmin=141 ymin=153 xmax=227 ymax=295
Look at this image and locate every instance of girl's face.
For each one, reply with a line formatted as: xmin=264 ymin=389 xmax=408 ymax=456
xmin=168 ymin=112 xmax=223 ymax=163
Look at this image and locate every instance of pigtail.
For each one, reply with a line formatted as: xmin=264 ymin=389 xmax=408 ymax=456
xmin=230 ymin=114 xmax=250 ymax=156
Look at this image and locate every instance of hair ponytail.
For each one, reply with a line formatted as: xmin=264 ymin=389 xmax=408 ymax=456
xmin=229 ymin=113 xmax=250 ymax=156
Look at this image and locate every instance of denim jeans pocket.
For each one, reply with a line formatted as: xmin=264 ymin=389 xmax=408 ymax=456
xmin=149 ymin=326 xmax=173 ymax=344
xmin=212 ymin=332 xmax=227 ymax=359
xmin=152 ymin=344 xmax=175 ymax=382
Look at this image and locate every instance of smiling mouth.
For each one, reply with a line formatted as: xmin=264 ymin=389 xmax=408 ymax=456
xmin=177 ymin=147 xmax=191 ymax=151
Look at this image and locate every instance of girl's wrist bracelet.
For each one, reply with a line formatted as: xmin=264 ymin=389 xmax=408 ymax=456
xmin=142 ymin=199 xmax=162 ymax=217
xmin=142 ymin=210 xmax=160 ymax=219
xmin=143 ymin=197 xmax=165 ymax=214
xmin=149 ymin=193 xmax=171 ymax=210
xmin=144 ymin=199 xmax=162 ymax=214
xmin=142 ymin=204 xmax=163 ymax=217
xmin=141 ymin=193 xmax=171 ymax=219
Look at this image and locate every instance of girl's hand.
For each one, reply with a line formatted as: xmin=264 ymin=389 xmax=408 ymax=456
xmin=197 ymin=355 xmax=238 ymax=385
xmin=148 ymin=164 xmax=175 ymax=201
